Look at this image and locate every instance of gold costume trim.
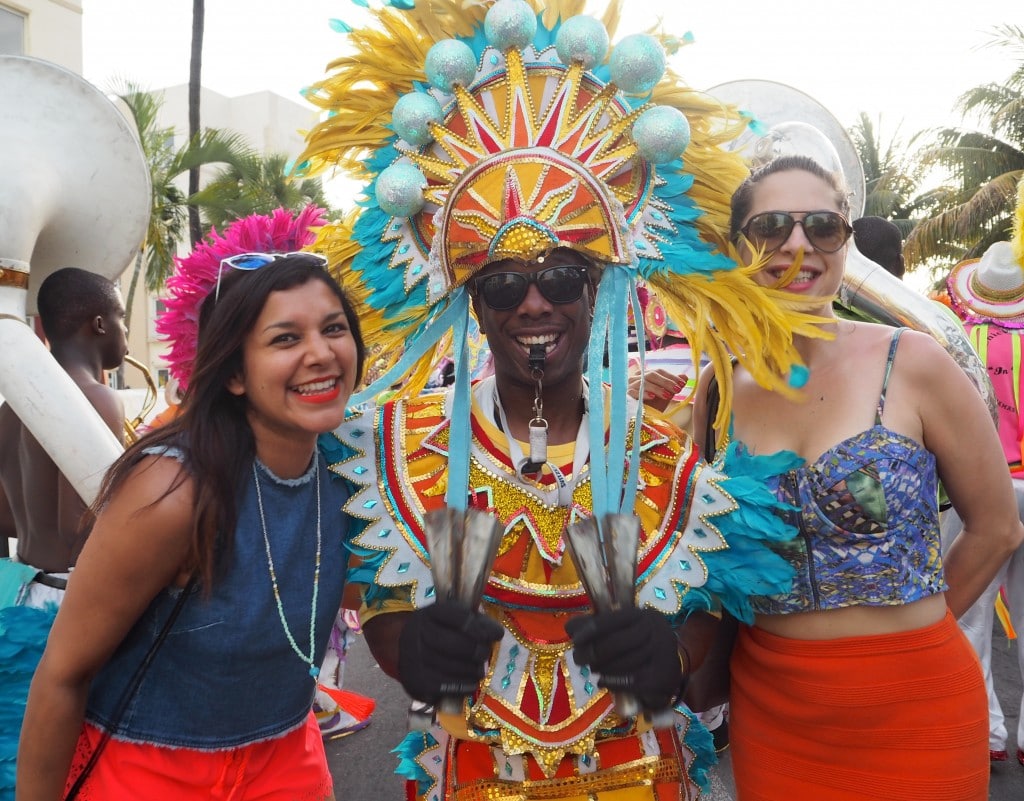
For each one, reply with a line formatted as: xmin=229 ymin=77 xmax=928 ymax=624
xmin=451 ymin=753 xmax=687 ymax=801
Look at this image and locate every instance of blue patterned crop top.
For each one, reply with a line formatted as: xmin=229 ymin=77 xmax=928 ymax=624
xmin=750 ymin=329 xmax=948 ymax=615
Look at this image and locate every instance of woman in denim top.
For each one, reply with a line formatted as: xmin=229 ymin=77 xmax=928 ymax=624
xmin=17 ymin=253 xmax=365 ymax=801
xmin=694 ymin=155 xmax=1024 ymax=800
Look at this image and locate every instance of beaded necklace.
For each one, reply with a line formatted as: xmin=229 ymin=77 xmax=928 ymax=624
xmin=252 ymin=457 xmax=322 ymax=679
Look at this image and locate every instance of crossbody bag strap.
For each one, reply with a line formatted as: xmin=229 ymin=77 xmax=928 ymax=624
xmin=65 ymin=574 xmax=198 ymax=800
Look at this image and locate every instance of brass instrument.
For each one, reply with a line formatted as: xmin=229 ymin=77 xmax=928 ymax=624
xmin=0 ymin=56 xmax=149 ymax=503
xmin=122 ymin=355 xmax=159 ymax=444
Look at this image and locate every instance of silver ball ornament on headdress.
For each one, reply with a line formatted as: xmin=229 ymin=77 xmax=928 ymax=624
xmin=425 ymin=39 xmax=478 ymax=93
xmin=632 ymin=106 xmax=691 ymax=165
xmin=609 ymin=34 xmax=666 ymax=95
xmin=375 ymin=162 xmax=427 ymax=218
xmin=393 ymin=92 xmax=444 ymax=147
xmin=554 ymin=15 xmax=609 ymax=69
xmin=484 ymin=0 xmax=538 ymax=52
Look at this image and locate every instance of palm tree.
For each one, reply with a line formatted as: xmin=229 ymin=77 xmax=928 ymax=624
xmin=190 ymin=152 xmax=334 ymax=232
xmin=188 ymin=0 xmax=205 ymax=246
xmin=113 ymin=82 xmax=252 ymax=329
xmin=848 ymin=113 xmax=939 ymax=245
xmin=905 ymin=24 xmax=1024 ymax=270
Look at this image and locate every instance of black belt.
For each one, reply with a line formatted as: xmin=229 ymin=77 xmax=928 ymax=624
xmin=32 ymin=572 xmax=68 ymax=590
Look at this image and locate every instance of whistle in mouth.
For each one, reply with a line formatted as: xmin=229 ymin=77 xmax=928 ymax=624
xmin=528 ymin=343 xmax=546 ymax=372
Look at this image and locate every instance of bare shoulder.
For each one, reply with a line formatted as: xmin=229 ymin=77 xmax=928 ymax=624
xmin=79 ymin=380 xmax=126 ymax=439
xmin=843 ymin=324 xmax=952 ymax=379
xmin=890 ymin=327 xmax=964 ymax=384
xmin=83 ymin=454 xmax=195 ymax=563
xmin=117 ymin=454 xmax=195 ymax=520
xmin=846 ymin=320 xmax=906 ymax=351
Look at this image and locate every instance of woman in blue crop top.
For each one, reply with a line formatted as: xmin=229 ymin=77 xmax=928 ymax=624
xmin=17 ymin=253 xmax=365 ymax=801
xmin=693 ymin=155 xmax=1024 ymax=801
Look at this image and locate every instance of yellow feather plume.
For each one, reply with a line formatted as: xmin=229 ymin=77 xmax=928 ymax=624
xmin=648 ymin=246 xmax=832 ymax=434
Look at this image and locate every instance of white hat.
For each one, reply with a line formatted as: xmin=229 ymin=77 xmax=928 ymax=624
xmin=947 ymin=241 xmax=1024 ymax=325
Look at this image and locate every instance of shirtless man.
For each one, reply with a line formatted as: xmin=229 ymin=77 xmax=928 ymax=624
xmin=0 ymin=267 xmax=128 ymax=585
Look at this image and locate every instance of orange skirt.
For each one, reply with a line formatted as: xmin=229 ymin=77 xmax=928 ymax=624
xmin=63 ymin=712 xmax=332 ymax=801
xmin=730 ymin=610 xmax=988 ymax=801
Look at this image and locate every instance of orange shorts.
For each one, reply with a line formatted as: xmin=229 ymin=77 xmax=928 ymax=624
xmin=64 ymin=712 xmax=332 ymax=801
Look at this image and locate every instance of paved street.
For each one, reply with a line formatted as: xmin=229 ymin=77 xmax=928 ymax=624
xmin=328 ymin=622 xmax=1024 ymax=800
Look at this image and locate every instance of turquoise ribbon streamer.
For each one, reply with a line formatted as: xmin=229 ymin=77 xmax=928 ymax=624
xmin=586 ymin=267 xmax=642 ymax=521
xmin=349 ymin=290 xmax=467 ymax=407
xmin=623 ymin=284 xmax=645 ymax=514
xmin=445 ymin=292 xmax=472 ymax=512
xmin=587 ymin=280 xmax=611 ymax=518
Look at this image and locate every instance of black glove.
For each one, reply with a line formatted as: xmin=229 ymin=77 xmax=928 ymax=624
xmin=565 ymin=607 xmax=684 ymax=711
xmin=397 ymin=601 xmax=504 ymax=705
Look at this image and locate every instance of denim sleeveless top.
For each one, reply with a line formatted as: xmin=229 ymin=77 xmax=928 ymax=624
xmin=751 ymin=329 xmax=947 ymax=615
xmin=85 ymin=449 xmax=351 ymax=748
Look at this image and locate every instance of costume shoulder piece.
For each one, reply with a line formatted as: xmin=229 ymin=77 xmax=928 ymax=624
xmin=326 ymin=395 xmax=446 ymax=608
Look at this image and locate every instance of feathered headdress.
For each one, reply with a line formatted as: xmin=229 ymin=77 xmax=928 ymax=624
xmin=156 ymin=205 xmax=327 ymax=389
xmin=296 ymin=0 xmax=821 ymax=518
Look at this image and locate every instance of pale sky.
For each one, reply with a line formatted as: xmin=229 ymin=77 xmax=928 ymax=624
xmin=83 ymin=0 xmax=1016 ymax=141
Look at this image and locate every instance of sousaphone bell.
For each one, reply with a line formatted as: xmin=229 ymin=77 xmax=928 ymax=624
xmin=0 ymin=56 xmax=151 ymax=504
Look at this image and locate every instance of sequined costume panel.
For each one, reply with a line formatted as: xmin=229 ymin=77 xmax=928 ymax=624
xmin=359 ymin=386 xmax=705 ymax=773
xmin=327 ymin=378 xmax=798 ymax=800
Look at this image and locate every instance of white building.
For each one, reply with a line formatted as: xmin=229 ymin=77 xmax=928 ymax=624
xmin=0 ymin=0 xmax=82 ymax=70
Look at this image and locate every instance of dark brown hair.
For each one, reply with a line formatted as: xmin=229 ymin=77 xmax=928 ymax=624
xmin=91 ymin=255 xmax=365 ymax=590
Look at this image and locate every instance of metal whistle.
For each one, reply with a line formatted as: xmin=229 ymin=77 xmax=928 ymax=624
xmin=528 ymin=342 xmax=546 ymax=373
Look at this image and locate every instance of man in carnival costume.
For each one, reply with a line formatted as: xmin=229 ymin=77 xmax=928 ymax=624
xmin=296 ymin=1 xmax=824 ymax=798
xmin=156 ymin=205 xmax=375 ymax=742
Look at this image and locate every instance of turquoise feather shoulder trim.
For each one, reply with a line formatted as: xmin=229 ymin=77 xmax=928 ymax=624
xmin=695 ymin=441 xmax=804 ymax=624
xmin=677 ymin=705 xmax=716 ymax=793
xmin=392 ymin=731 xmax=441 ymax=798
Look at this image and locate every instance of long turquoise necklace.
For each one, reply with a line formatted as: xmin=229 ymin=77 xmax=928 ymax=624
xmin=253 ymin=457 xmax=322 ymax=679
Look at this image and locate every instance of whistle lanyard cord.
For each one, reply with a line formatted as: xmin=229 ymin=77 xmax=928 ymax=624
xmin=490 ymin=379 xmax=589 ymax=508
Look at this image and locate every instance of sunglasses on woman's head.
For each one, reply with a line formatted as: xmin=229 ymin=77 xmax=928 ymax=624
xmin=740 ymin=211 xmax=853 ymax=254
xmin=215 ymin=251 xmax=329 ymax=301
xmin=472 ymin=265 xmax=591 ymax=311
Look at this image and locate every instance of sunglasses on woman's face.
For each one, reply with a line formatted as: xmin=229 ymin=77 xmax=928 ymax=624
xmin=740 ymin=211 xmax=853 ymax=254
xmin=472 ymin=265 xmax=591 ymax=311
xmin=215 ymin=251 xmax=329 ymax=300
